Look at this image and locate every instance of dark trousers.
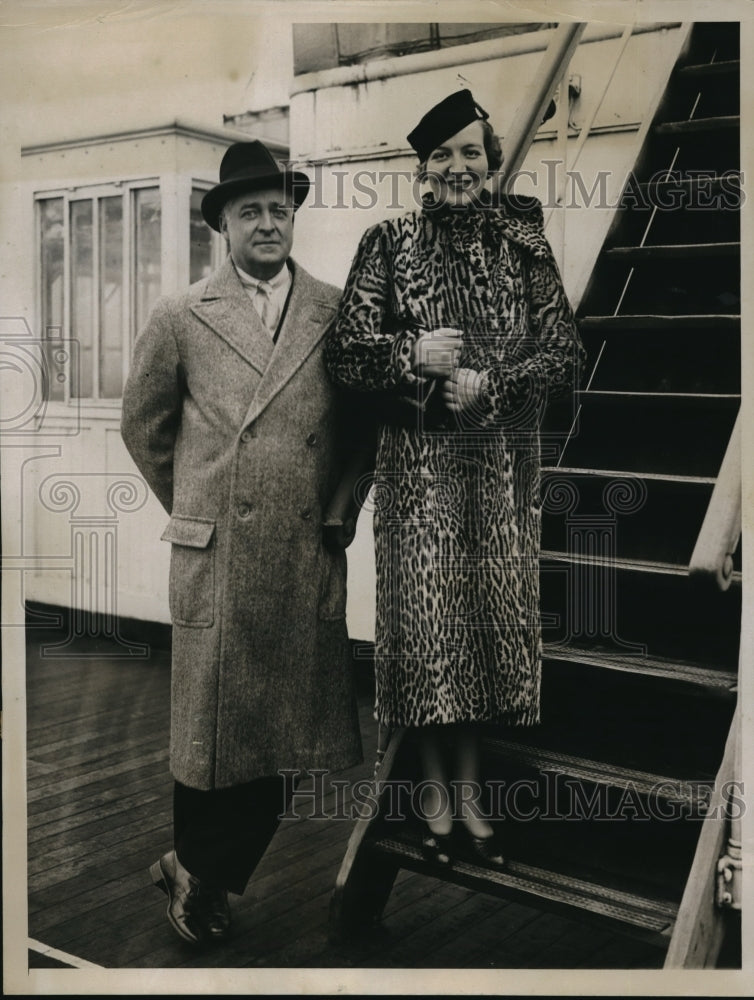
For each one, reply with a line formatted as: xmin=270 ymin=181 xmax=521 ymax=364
xmin=173 ymin=775 xmax=294 ymax=896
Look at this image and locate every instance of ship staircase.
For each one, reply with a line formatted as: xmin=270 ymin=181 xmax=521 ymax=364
xmin=329 ymin=21 xmax=742 ymax=968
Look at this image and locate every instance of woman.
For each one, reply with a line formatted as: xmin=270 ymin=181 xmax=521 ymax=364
xmin=325 ymin=89 xmax=584 ymax=866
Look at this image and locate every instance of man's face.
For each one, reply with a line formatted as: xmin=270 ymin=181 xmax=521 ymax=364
xmin=220 ymin=187 xmax=294 ymax=278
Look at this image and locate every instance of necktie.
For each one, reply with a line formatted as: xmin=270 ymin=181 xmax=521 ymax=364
xmin=254 ymin=280 xmax=277 ymax=334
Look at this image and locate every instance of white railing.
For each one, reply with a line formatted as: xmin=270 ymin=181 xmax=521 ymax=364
xmin=665 ymin=697 xmax=741 ymax=967
xmin=689 ymin=409 xmax=741 ymax=590
xmin=496 ymin=22 xmax=587 ymax=188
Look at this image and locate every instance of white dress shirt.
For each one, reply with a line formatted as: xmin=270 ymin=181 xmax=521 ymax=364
xmin=234 ymin=262 xmax=292 ymax=336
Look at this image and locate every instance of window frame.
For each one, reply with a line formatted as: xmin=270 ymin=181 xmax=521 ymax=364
xmin=35 ymin=177 xmax=162 ymax=408
xmin=189 ymin=179 xmax=225 ymax=283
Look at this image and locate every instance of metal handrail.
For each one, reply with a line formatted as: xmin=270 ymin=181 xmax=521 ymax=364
xmin=497 ymin=22 xmax=587 ymax=191
xmin=689 ymin=409 xmax=741 ymax=590
xmin=543 ymin=24 xmax=634 ymax=235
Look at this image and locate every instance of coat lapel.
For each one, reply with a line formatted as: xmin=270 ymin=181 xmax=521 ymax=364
xmin=190 ymin=258 xmax=274 ymax=376
xmin=244 ymin=261 xmax=337 ymax=425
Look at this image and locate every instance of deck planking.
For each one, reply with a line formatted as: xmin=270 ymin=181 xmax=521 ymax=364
xmin=26 ymin=624 xmax=663 ymax=970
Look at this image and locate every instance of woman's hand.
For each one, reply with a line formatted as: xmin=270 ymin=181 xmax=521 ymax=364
xmin=442 ymin=368 xmax=486 ymax=413
xmin=411 ymin=328 xmax=463 ymax=378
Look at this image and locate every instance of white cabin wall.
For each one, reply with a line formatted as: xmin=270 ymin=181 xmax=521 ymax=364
xmin=2 ymin=13 xmax=688 ymax=641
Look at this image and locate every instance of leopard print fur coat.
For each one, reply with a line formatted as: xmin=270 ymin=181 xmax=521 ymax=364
xmin=325 ymin=195 xmax=584 ymax=728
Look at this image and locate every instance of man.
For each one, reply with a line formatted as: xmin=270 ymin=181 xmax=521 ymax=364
xmin=121 ymin=141 xmax=362 ymax=947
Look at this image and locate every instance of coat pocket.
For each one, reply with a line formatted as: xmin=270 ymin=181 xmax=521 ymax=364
xmin=161 ymin=515 xmax=216 ymax=628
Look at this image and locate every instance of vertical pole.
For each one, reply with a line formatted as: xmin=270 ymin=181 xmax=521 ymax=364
xmin=497 ymin=22 xmax=587 ymax=188
xmin=548 ymin=75 xmax=571 ymax=273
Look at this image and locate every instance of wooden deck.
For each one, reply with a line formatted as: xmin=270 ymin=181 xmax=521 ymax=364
xmin=26 ymin=622 xmax=665 ymax=971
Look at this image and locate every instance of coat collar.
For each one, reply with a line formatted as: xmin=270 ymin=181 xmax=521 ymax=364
xmin=190 ymin=257 xmax=274 ymax=376
xmin=190 ymin=255 xmax=337 ymax=425
xmin=244 ymin=260 xmax=337 ymax=425
xmin=421 ymin=191 xmax=552 ymax=259
xmin=486 ymin=196 xmax=552 ymax=258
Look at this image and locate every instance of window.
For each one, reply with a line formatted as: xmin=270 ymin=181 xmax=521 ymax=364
xmin=39 ymin=198 xmax=65 ymax=401
xmin=37 ymin=183 xmax=162 ymax=402
xmin=190 ymin=186 xmax=216 ymax=283
xmin=133 ymin=188 xmax=162 ymax=338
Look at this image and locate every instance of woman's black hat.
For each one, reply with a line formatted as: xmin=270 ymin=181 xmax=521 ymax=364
xmin=407 ymin=89 xmax=490 ymax=163
xmin=201 ymin=141 xmax=311 ymax=231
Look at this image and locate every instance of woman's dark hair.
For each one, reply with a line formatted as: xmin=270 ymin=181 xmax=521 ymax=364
xmin=415 ymin=119 xmax=504 ymax=177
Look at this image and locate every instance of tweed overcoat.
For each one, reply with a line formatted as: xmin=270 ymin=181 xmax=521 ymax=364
xmin=121 ymin=257 xmax=362 ymax=790
xmin=325 ymin=198 xmax=584 ymax=729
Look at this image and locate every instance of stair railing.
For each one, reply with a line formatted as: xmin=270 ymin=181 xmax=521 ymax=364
xmin=689 ymin=409 xmax=741 ymax=590
xmin=542 ymin=24 xmax=634 ymax=239
xmin=496 ymin=22 xmax=587 ymax=191
xmin=664 ymin=694 xmax=741 ymax=967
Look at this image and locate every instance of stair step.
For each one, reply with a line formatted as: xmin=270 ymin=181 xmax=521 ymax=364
xmin=540 ymin=470 xmax=717 ymax=566
xmin=620 ymin=194 xmax=741 ymax=248
xmin=601 ymin=175 xmax=740 ymax=253
xmin=634 ymin=175 xmax=742 ymax=213
xmin=481 ymin=739 xmax=706 ymax=806
xmin=593 ymin=242 xmax=740 ymax=318
xmin=542 ymin=548 xmax=741 ymax=584
xmin=579 ymin=327 xmax=740 ymax=394
xmin=540 ymin=557 xmax=741 ymax=668
xmin=604 ymin=242 xmax=738 ymax=261
xmin=684 ymin=23 xmax=740 ymax=64
xmin=664 ymin=138 xmax=739 ymax=176
xmin=543 ymin=644 xmax=737 ymax=693
xmin=672 ymin=62 xmax=740 ymax=119
xmin=534 ymin=656 xmax=735 ymax=781
xmin=677 ymin=59 xmax=740 ymax=78
xmin=581 ymin=390 xmax=739 ymax=402
xmin=578 ymin=314 xmax=739 ymax=332
xmin=486 ymin=659 xmax=732 ymax=788
xmin=369 ymin=836 xmax=678 ymax=937
xmin=560 ymin=391 xmax=738 ymax=478
xmin=543 ymin=466 xmax=714 ymax=484
xmin=542 ymin=550 xmax=693 ymax=577
xmin=655 ymin=115 xmax=740 ymax=136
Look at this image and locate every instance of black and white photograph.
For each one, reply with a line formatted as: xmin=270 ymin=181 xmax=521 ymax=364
xmin=1 ymin=0 xmax=751 ymax=994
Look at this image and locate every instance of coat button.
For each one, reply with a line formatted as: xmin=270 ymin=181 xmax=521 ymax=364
xmin=306 ymin=432 xmax=318 ymax=446
xmin=300 ymin=508 xmax=313 ymax=520
xmin=241 ymin=430 xmax=252 ymax=443
xmin=238 ymin=503 xmax=251 ymax=519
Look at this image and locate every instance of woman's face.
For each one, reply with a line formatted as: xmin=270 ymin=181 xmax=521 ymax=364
xmin=425 ymin=120 xmax=489 ymax=207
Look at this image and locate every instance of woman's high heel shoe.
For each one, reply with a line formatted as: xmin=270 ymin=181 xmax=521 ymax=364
xmin=462 ymin=828 xmax=505 ymax=868
xmin=421 ymin=830 xmax=452 ymax=867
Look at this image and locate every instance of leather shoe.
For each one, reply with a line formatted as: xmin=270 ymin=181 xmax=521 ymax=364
xmin=150 ymin=850 xmax=230 ymax=945
xmin=199 ymin=882 xmax=231 ymax=942
xmin=420 ymin=829 xmax=452 ymax=867
xmin=462 ymin=828 xmax=505 ymax=868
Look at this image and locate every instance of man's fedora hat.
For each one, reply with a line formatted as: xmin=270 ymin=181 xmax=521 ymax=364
xmin=201 ymin=141 xmax=311 ymax=231
xmin=407 ymin=88 xmax=490 ymax=164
